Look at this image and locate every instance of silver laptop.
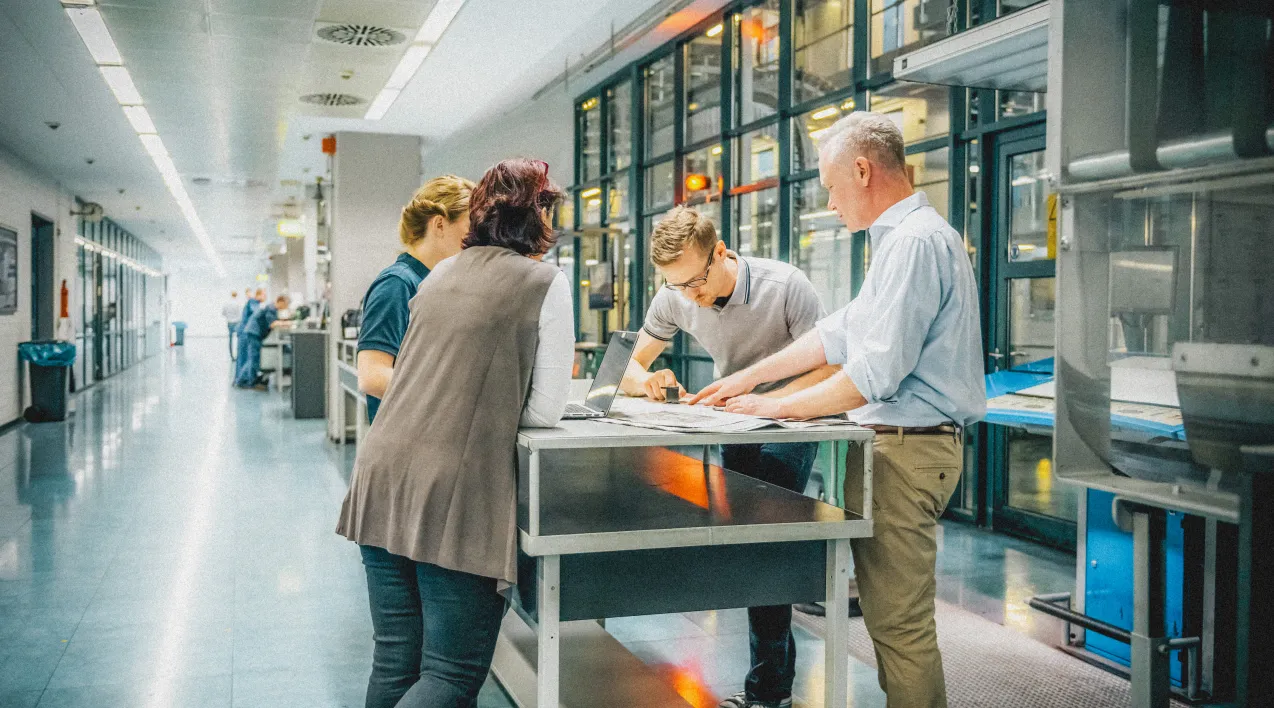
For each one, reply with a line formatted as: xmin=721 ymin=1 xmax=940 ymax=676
xmin=562 ymin=331 xmax=639 ymax=419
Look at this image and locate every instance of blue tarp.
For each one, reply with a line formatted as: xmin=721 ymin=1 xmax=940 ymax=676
xmin=18 ymin=341 xmax=77 ymax=367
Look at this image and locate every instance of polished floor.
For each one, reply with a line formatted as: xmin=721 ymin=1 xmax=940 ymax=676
xmin=0 ymin=341 xmax=1076 ymax=707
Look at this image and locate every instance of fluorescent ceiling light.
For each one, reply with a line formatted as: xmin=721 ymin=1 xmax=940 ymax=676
xmin=123 ymin=105 xmax=156 ymax=134
xmin=706 ymin=23 xmax=723 ymax=38
xmin=100 ymin=65 xmax=142 ymax=105
xmin=364 ymin=88 xmax=401 ymax=121
xmin=811 ymin=106 xmax=840 ymax=120
xmin=139 ymin=133 xmax=168 ymax=160
xmin=366 ymin=0 xmax=468 ymax=119
xmin=417 ymin=0 xmax=466 ymax=44
xmin=385 ymin=44 xmax=431 ymax=91
xmin=65 ymin=4 xmax=224 ymax=277
xmin=65 ymin=7 xmax=122 ymax=65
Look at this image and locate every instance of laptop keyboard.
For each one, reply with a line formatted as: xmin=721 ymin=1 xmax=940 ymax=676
xmin=564 ymin=402 xmax=601 ymax=418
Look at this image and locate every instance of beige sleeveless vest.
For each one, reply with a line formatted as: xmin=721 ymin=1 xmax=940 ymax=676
xmin=337 ymin=246 xmax=559 ymax=586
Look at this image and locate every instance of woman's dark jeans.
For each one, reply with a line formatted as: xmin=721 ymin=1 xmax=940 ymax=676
xmin=360 ymin=545 xmax=507 ymax=708
xmin=721 ymin=441 xmax=818 ymax=703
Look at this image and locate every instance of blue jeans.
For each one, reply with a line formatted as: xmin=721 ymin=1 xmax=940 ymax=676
xmin=360 ymin=545 xmax=507 ymax=708
xmin=721 ymin=441 xmax=818 ymax=703
xmin=234 ymin=334 xmax=262 ymax=387
xmin=233 ymin=329 xmax=249 ymax=379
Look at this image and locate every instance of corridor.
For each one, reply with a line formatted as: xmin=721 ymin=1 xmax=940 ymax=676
xmin=0 ymin=341 xmax=512 ymax=707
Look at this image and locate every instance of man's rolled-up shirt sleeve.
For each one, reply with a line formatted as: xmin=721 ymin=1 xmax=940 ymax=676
xmin=842 ymin=237 xmax=941 ymax=403
xmin=816 ymin=307 xmax=850 ymax=366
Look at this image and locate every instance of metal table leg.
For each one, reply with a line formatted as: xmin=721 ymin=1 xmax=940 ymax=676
xmin=1236 ymin=469 xmax=1274 ymax=707
xmin=825 ymin=538 xmax=851 ymax=708
xmin=537 ymin=554 xmax=561 ymax=708
xmin=355 ymin=396 xmax=368 ymax=445
xmin=1129 ymin=505 xmax=1169 ymax=708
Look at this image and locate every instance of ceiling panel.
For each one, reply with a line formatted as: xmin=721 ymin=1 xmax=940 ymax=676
xmin=317 ymin=0 xmax=435 ymax=28
xmin=3 ymin=0 xmax=688 ymax=284
xmin=99 ymin=0 xmax=206 ymax=12
xmin=110 ymin=28 xmax=213 ymax=55
xmin=211 ymin=0 xmax=324 ymax=19
xmin=211 ymin=34 xmax=309 ymax=61
xmin=209 ymin=13 xmax=313 ymax=43
xmin=98 ymin=6 xmax=208 ymax=35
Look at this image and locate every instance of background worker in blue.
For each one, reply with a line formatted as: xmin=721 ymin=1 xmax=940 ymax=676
xmin=233 ymin=288 xmax=264 ymax=376
xmin=357 ymin=175 xmax=474 ymax=422
xmin=235 ymin=294 xmax=291 ymax=390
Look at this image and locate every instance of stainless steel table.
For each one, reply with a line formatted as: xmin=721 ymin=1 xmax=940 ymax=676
xmin=503 ymin=419 xmax=875 ymax=707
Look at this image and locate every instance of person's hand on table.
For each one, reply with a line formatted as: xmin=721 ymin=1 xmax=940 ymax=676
xmin=688 ymin=369 xmax=757 ymax=406
xmin=642 ymin=368 xmax=686 ymax=402
xmin=723 ymin=394 xmax=786 ymax=418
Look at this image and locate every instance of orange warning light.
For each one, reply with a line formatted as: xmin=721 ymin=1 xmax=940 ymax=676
xmin=685 ymin=173 xmax=709 ymax=192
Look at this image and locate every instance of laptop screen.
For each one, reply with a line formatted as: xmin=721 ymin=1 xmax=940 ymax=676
xmin=584 ymin=331 xmax=638 ymax=413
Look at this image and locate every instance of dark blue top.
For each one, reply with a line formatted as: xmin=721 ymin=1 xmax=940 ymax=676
xmin=358 ymin=253 xmax=430 ymax=422
xmin=236 ymin=299 xmax=261 ymax=335
xmin=243 ymin=303 xmax=278 ymax=339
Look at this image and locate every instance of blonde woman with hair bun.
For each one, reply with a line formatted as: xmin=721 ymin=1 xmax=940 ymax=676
xmin=357 ymin=174 xmax=475 ymax=422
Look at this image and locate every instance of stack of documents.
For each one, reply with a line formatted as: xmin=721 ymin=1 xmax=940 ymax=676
xmin=600 ymin=397 xmax=854 ymax=434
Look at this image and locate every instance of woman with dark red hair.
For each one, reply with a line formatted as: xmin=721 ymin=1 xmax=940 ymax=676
xmin=337 ymin=158 xmax=573 ymax=708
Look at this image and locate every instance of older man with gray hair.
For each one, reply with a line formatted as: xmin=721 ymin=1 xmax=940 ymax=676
xmin=693 ymin=111 xmax=985 ymax=708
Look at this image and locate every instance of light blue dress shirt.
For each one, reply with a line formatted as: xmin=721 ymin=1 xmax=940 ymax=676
xmin=816 ymin=191 xmax=987 ymax=427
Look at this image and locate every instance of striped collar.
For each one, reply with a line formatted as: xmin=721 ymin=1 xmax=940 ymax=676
xmin=714 ymin=252 xmax=750 ymax=310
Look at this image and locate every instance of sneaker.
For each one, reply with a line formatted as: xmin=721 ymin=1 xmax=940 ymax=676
xmin=793 ymin=597 xmax=862 ymax=618
xmin=718 ymin=691 xmax=793 ymax=708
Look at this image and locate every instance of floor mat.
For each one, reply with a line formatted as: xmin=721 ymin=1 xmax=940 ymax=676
xmin=792 ymin=600 xmax=1190 ymax=708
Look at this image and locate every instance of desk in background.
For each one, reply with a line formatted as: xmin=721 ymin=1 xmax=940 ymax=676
xmin=332 ymin=340 xmax=367 ymax=445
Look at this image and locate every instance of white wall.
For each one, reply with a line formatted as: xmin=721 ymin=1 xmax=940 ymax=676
xmin=167 ymin=264 xmax=245 ymax=339
xmin=420 ymin=82 xmax=574 ymax=186
xmin=0 ymin=146 xmax=81 ymax=424
xmin=329 ymin=132 xmax=423 ymax=318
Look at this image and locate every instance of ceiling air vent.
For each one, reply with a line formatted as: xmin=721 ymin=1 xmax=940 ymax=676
xmin=315 ymin=23 xmax=407 ymax=47
xmin=300 ymin=93 xmax=366 ymax=107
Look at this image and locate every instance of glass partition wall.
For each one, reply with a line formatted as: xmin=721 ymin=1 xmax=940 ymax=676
xmin=572 ymin=0 xmax=1049 ymax=536
xmin=75 ymin=216 xmax=164 ymax=388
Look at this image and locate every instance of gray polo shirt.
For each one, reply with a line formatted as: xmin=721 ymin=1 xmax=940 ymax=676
xmin=643 ymin=254 xmax=825 ymax=393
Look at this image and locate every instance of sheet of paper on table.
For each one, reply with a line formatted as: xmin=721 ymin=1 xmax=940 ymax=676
xmin=599 ymin=397 xmax=854 ymax=433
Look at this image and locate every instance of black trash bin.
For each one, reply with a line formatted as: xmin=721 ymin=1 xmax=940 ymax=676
xmin=18 ymin=341 xmax=76 ymax=423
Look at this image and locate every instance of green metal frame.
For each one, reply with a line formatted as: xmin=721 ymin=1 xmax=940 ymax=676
xmin=570 ymin=0 xmax=1059 ymax=539
xmin=76 ymin=213 xmax=162 ymax=388
xmin=981 ymin=123 xmax=1074 ymax=550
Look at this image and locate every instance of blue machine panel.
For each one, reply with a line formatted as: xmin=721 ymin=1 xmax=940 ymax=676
xmin=1084 ymin=489 xmax=1186 ymax=686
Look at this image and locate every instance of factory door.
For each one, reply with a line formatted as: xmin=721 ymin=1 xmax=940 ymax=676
xmin=984 ymin=124 xmax=1076 ymax=550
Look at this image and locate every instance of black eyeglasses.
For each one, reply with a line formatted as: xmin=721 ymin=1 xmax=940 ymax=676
xmin=665 ymin=249 xmax=715 ymax=291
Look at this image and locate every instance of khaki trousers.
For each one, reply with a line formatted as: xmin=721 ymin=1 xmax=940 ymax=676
xmin=844 ymin=430 xmax=962 ymax=708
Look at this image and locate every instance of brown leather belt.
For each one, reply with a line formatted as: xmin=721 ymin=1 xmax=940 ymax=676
xmin=862 ymin=424 xmax=960 ymax=436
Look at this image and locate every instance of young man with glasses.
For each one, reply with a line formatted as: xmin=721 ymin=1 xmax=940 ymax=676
xmin=619 ymin=205 xmax=829 ymax=708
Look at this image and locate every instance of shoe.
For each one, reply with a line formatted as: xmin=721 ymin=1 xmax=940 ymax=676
xmin=718 ymin=691 xmax=792 ymax=708
xmin=793 ymin=597 xmax=862 ymax=618
xmin=251 ymin=383 xmax=268 ymax=391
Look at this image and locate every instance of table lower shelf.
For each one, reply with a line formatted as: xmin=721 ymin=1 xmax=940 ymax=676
xmin=491 ymin=614 xmax=693 ymax=708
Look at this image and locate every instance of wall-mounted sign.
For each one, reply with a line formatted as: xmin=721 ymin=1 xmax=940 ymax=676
xmin=0 ymin=226 xmax=17 ymax=315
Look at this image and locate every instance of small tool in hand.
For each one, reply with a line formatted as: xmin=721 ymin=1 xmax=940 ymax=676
xmin=663 ymin=386 xmax=681 ymax=404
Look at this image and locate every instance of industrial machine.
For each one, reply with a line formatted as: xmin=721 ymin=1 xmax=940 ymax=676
xmin=1036 ymin=1 xmax=1274 ymax=706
